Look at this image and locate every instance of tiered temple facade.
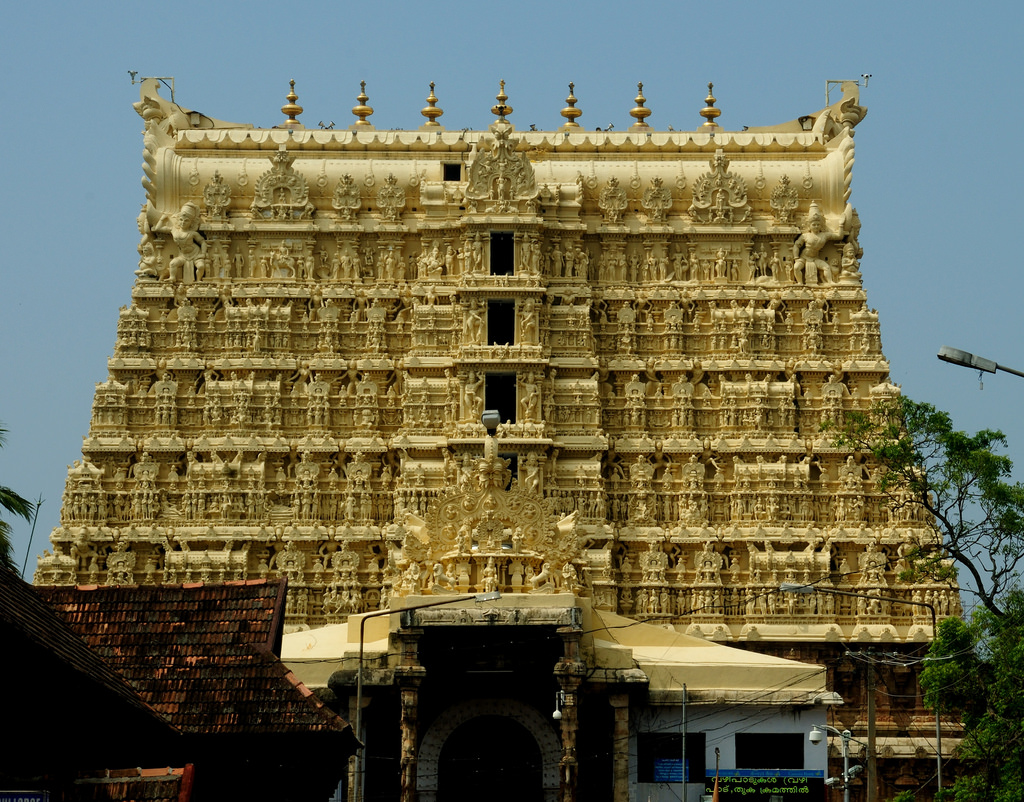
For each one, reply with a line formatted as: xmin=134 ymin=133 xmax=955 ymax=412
xmin=38 ymin=78 xmax=955 ymax=798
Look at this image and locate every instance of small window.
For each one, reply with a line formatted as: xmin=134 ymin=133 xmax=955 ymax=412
xmin=487 ymin=300 xmax=515 ymax=345
xmin=637 ymin=732 xmax=706 ymax=783
xmin=734 ymin=733 xmax=803 ymax=770
xmin=490 ymin=232 xmax=514 ymax=276
xmin=443 ymin=163 xmax=462 ymax=182
xmin=485 ymin=373 xmax=516 ymax=425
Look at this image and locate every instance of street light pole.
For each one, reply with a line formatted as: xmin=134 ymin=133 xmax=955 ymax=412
xmin=353 ymin=591 xmax=501 ymax=802
xmin=938 ymin=346 xmax=1024 ymax=380
xmin=811 ymin=725 xmax=855 ymax=802
xmin=780 ymin=583 xmax=942 ymax=796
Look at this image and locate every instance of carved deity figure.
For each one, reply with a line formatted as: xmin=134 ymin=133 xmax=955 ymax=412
xmin=840 ymin=242 xmax=862 ymax=282
xmin=153 ymin=202 xmax=207 ymax=283
xmin=792 ymin=203 xmax=843 ymax=284
xmin=520 ymin=299 xmax=539 ymax=343
xmin=520 ymin=379 xmax=540 ymax=422
xmin=431 ymin=562 xmax=456 ymax=593
xmin=464 ymin=302 xmax=485 ymax=344
xmin=135 ymin=207 xmax=159 ymax=280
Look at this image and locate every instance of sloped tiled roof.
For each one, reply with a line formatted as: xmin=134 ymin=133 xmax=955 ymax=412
xmin=0 ymin=566 xmax=164 ymax=725
xmin=37 ymin=580 xmax=352 ymax=737
xmin=65 ymin=766 xmax=193 ymax=802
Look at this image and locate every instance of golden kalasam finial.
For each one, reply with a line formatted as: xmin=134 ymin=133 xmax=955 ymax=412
xmin=629 ymin=82 xmax=652 ymax=130
xmin=352 ymin=81 xmax=374 ymax=127
xmin=560 ymin=82 xmax=582 ymax=130
xmin=700 ymin=82 xmax=721 ymax=129
xmin=421 ymin=82 xmax=444 ymax=127
xmin=281 ymin=80 xmax=304 ymax=129
xmin=491 ymin=80 xmax=513 ymax=121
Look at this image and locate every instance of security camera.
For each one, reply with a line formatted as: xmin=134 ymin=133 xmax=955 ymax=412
xmin=809 ymin=729 xmax=824 ymax=745
xmin=847 ymin=766 xmax=863 ymax=778
xmin=825 ymin=778 xmax=842 ymax=788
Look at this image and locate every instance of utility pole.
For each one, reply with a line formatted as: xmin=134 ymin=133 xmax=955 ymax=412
xmin=866 ymin=659 xmax=876 ymax=802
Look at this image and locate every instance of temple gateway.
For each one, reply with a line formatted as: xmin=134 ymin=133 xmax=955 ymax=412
xmin=37 ymin=78 xmax=955 ymax=801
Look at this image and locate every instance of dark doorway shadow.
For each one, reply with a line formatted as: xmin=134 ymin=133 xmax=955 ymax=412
xmin=438 ymin=714 xmax=543 ymax=802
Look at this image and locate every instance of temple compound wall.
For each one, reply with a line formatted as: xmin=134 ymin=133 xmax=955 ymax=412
xmin=37 ymin=78 xmax=955 ymax=799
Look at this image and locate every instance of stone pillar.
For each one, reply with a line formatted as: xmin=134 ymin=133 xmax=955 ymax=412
xmin=396 ymin=627 xmax=426 ymax=802
xmin=555 ymin=625 xmax=585 ymax=802
xmin=609 ymin=694 xmax=630 ymax=802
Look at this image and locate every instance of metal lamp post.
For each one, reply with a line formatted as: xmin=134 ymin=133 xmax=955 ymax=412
xmin=780 ymin=583 xmax=942 ymax=797
xmin=353 ymin=591 xmax=501 ymax=802
xmin=938 ymin=345 xmax=1024 ymax=380
xmin=811 ymin=725 xmax=857 ymax=802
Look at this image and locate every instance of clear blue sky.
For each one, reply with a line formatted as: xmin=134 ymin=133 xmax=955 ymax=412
xmin=1 ymin=0 xmax=1021 ymax=579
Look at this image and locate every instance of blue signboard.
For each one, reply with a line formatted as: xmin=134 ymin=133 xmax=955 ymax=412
xmin=653 ymin=758 xmax=684 ymax=782
xmin=1 ymin=793 xmax=49 ymax=802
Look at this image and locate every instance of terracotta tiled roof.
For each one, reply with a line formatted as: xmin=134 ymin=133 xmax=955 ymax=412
xmin=0 ymin=566 xmax=164 ymax=724
xmin=36 ymin=580 xmax=352 ymax=737
xmin=65 ymin=766 xmax=193 ymax=802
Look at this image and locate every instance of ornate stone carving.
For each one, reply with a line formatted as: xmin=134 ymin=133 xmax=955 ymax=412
xmin=135 ymin=207 xmax=159 ymax=281
xmin=769 ymin=175 xmax=799 ymax=224
xmin=49 ymin=85 xmax=951 ymax=679
xmin=202 ymin=171 xmax=232 ymax=220
xmin=250 ymin=148 xmax=314 ymax=220
xmin=641 ymin=177 xmax=672 ymax=223
xmin=152 ymin=202 xmax=207 ymax=283
xmin=392 ymin=437 xmax=580 ymax=597
xmin=376 ymin=174 xmax=406 ymax=223
xmin=792 ymin=202 xmax=844 ymax=284
xmin=598 ymin=177 xmax=627 ymax=224
xmin=332 ymin=174 xmax=361 ymax=221
xmin=465 ymin=121 xmax=537 ymax=212
xmin=688 ymin=150 xmax=750 ymax=224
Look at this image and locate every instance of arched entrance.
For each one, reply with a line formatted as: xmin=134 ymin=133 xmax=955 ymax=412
xmin=439 ymin=715 xmax=541 ymax=802
xmin=418 ymin=699 xmax=560 ymax=802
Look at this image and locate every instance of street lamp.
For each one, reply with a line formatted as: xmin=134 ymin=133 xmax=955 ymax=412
xmin=353 ymin=591 xmax=501 ymax=802
xmin=938 ymin=345 xmax=1024 ymax=380
xmin=780 ymin=583 xmax=942 ymax=797
xmin=810 ymin=725 xmax=860 ymax=802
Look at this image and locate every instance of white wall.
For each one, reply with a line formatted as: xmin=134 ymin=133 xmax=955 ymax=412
xmin=631 ymin=703 xmax=829 ymax=802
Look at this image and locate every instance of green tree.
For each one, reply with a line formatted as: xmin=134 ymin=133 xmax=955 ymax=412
xmin=921 ymin=593 xmax=1024 ymax=802
xmin=831 ymin=396 xmax=1024 ymax=618
xmin=0 ymin=424 xmax=34 ymax=570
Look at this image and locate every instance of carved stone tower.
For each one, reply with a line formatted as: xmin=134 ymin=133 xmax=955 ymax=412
xmin=38 ymin=79 xmax=952 ymax=797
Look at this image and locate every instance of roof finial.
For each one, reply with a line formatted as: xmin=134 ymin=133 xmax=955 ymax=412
xmin=700 ymin=82 xmax=721 ymax=129
xmin=560 ymin=82 xmax=582 ymax=130
xmin=629 ymin=82 xmax=652 ymax=130
xmin=351 ymin=81 xmax=374 ymax=128
xmin=280 ymin=80 xmax=304 ymax=130
xmin=420 ymin=82 xmax=444 ymax=128
xmin=491 ymin=80 xmax=513 ymax=121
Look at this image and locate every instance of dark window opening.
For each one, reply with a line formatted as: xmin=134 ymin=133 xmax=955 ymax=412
xmin=488 ymin=300 xmax=515 ymax=345
xmin=443 ymin=163 xmax=462 ymax=182
xmin=637 ymin=732 xmax=706 ymax=783
xmin=485 ymin=373 xmax=516 ymax=425
xmin=735 ymin=733 xmax=804 ymax=770
xmin=490 ymin=232 xmax=514 ymax=276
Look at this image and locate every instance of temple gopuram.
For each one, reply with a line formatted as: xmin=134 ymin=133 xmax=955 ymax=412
xmin=37 ymin=78 xmax=957 ymax=800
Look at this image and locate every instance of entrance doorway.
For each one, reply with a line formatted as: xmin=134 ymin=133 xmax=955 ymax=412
xmin=438 ymin=715 xmax=542 ymax=802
